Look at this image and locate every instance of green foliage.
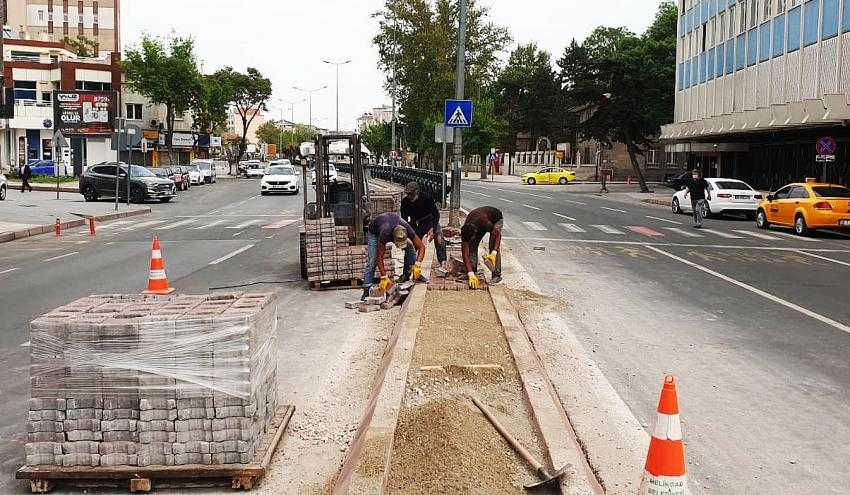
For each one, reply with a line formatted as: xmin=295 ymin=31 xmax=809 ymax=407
xmin=63 ymin=35 xmax=98 ymax=57
xmin=191 ymin=72 xmax=234 ymax=135
xmin=215 ymin=67 xmax=273 ymax=164
xmin=255 ymin=122 xmax=313 ymax=156
xmin=360 ymin=122 xmax=393 ymax=163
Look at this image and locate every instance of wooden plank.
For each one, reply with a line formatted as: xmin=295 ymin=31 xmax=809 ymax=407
xmin=260 ymin=405 xmax=295 ymax=469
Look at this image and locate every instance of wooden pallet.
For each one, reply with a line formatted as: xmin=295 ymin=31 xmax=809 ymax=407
xmin=16 ymin=405 xmax=295 ymax=493
xmin=310 ymin=278 xmax=363 ymax=291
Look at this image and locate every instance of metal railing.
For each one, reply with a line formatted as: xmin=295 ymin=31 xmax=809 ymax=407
xmin=334 ymin=164 xmax=449 ymax=206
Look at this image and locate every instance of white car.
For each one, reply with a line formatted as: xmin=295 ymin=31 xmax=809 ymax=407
xmin=671 ymin=178 xmax=763 ymax=219
xmin=191 ymin=159 xmax=217 ymax=184
xmin=310 ymin=163 xmax=338 ymax=184
xmin=186 ymin=165 xmax=203 ymax=185
xmin=244 ymin=160 xmax=265 ymax=178
xmin=0 ymin=173 xmax=7 ymax=200
xmin=260 ymin=164 xmax=300 ymax=195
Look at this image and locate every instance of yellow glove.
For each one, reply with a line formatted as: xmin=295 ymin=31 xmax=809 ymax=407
xmin=412 ymin=262 xmax=422 ymax=281
xmin=483 ymin=251 xmax=498 ymax=268
xmin=468 ymin=272 xmax=481 ymax=289
xmin=378 ymin=276 xmax=392 ymax=293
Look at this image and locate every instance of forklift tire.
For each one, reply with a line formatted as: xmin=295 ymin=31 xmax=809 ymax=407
xmin=299 ymin=231 xmax=308 ymax=280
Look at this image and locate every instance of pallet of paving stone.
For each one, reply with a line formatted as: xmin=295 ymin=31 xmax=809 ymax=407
xmin=16 ymin=405 xmax=295 ymax=493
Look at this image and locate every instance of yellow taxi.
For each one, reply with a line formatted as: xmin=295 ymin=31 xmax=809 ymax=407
xmin=521 ymin=167 xmax=576 ymax=185
xmin=756 ymin=178 xmax=850 ymax=235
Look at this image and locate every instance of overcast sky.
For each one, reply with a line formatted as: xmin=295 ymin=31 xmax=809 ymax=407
xmin=123 ymin=0 xmax=663 ymax=131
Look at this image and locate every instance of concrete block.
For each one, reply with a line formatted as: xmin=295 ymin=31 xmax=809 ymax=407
xmin=60 ymin=453 xmax=100 ymax=467
xmin=65 ymin=409 xmax=102 ymax=420
xmin=62 ymin=441 xmax=100 ymax=454
xmin=25 ymin=443 xmax=63 ymax=456
xmin=27 ymin=421 xmax=64 ymax=433
xmin=101 ymin=419 xmax=137 ymax=432
xmin=171 ymin=441 xmax=210 ymax=454
xmin=65 ymin=430 xmax=103 ymax=442
xmin=99 ymin=441 xmax=138 ymax=455
xmin=26 ymin=454 xmax=57 ymax=466
xmin=101 ymin=453 xmax=138 ymax=466
xmin=102 ymin=431 xmax=138 ymax=442
xmin=102 ymin=408 xmax=139 ymax=420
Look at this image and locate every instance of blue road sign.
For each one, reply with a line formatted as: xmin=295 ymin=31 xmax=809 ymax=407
xmin=444 ymin=99 xmax=473 ymax=128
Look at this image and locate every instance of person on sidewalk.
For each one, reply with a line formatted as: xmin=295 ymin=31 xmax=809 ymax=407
xmin=362 ymin=212 xmax=427 ymax=300
xmin=684 ymin=168 xmax=711 ymax=228
xmin=400 ymin=182 xmax=447 ymax=276
xmin=20 ymin=162 xmax=33 ymax=193
xmin=461 ymin=206 xmax=504 ymax=289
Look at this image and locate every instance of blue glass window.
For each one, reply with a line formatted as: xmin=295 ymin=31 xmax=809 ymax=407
xmin=747 ymin=28 xmax=758 ymax=66
xmin=707 ymin=48 xmax=715 ymax=80
xmin=823 ymin=0 xmax=839 ymax=39
xmin=725 ymin=40 xmax=735 ymax=73
xmin=773 ymin=15 xmax=785 ymax=57
xmin=844 ymin=0 xmax=850 ymax=32
xmin=678 ymin=62 xmax=684 ymax=90
xmin=716 ymin=44 xmax=725 ymax=77
xmin=692 ymin=57 xmax=699 ymax=86
xmin=736 ymin=34 xmax=746 ymax=70
xmin=788 ymin=6 xmax=801 ymax=52
xmin=759 ymin=22 xmax=770 ymax=62
xmin=803 ymin=0 xmax=819 ymax=47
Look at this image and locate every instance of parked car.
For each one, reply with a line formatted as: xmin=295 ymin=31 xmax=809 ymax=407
xmin=192 ymin=159 xmax=217 ymax=184
xmin=260 ymin=164 xmax=300 ymax=195
xmin=310 ymin=163 xmax=338 ymax=184
xmin=152 ymin=167 xmax=187 ymax=191
xmin=0 ymin=173 xmax=7 ymax=200
xmin=521 ymin=167 xmax=576 ymax=185
xmin=664 ymin=171 xmax=691 ymax=190
xmin=173 ymin=166 xmax=191 ymax=190
xmin=244 ymin=161 xmax=266 ymax=178
xmin=186 ymin=165 xmax=203 ymax=185
xmin=79 ymin=162 xmax=176 ymax=203
xmin=27 ymin=159 xmax=58 ymax=176
xmin=756 ymin=179 xmax=850 ymax=235
xmin=671 ymin=178 xmax=762 ymax=219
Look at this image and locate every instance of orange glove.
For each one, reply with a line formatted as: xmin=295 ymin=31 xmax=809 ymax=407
xmin=378 ymin=276 xmax=392 ymax=293
xmin=483 ymin=251 xmax=497 ymax=269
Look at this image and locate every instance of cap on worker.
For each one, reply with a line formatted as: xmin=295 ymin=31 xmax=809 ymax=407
xmin=404 ymin=182 xmax=420 ymax=197
xmin=392 ymin=225 xmax=409 ymax=248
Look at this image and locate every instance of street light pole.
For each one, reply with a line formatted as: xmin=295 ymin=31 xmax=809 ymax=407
xmin=293 ymin=85 xmax=328 ymax=131
xmin=322 ymin=59 xmax=351 ymax=132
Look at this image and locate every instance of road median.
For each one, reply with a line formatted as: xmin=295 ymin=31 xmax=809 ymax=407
xmin=0 ymin=207 xmax=151 ymax=244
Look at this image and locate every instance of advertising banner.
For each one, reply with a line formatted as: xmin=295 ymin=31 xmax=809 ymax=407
xmin=53 ymin=91 xmax=116 ymax=135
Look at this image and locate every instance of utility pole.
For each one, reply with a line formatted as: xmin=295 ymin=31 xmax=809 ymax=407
xmin=292 ymin=86 xmax=327 ymax=132
xmin=0 ymin=0 xmax=8 ymax=173
xmin=453 ymin=0 xmax=467 ymax=170
xmin=323 ymin=59 xmax=351 ymax=132
xmin=391 ymin=68 xmax=397 ymax=176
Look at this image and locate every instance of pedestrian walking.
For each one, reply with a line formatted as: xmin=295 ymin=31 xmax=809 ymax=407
xmin=20 ymin=162 xmax=33 ymax=193
xmin=400 ymin=182 xmax=447 ymax=276
xmin=361 ymin=212 xmax=427 ymax=300
xmin=461 ymin=206 xmax=504 ymax=288
xmin=684 ymin=169 xmax=711 ymax=228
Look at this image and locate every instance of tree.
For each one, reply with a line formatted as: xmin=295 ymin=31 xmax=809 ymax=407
xmin=191 ymin=71 xmax=234 ymax=136
xmin=64 ymin=35 xmax=98 ymax=57
xmin=216 ymin=68 xmax=272 ymax=169
xmin=124 ymin=36 xmax=201 ymax=165
xmin=255 ymin=122 xmax=314 ymax=157
xmin=361 ymin=122 xmax=392 ymax=163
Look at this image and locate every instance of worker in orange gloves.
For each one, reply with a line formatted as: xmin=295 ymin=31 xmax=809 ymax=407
xmin=362 ymin=212 xmax=427 ymax=300
xmin=461 ymin=206 xmax=503 ymax=289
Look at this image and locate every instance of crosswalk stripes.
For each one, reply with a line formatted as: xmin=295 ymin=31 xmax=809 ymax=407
xmin=699 ymin=228 xmax=743 ymax=239
xmin=771 ymin=231 xmax=821 ymax=242
xmin=226 ymin=219 xmax=264 ymax=229
xmin=626 ymin=226 xmax=664 ymax=237
xmin=663 ymin=227 xmax=704 ymax=238
xmin=192 ymin=219 xmax=228 ymax=230
xmin=522 ymin=221 xmax=548 ymax=231
xmin=590 ymin=225 xmax=625 ymax=235
xmin=552 ymin=212 xmax=576 ymax=221
xmin=155 ymin=219 xmax=198 ymax=230
xmin=97 ymin=220 xmax=136 ymax=229
xmin=123 ymin=220 xmax=166 ymax=230
xmin=733 ymin=230 xmax=782 ymax=241
xmin=558 ymin=223 xmax=586 ymax=233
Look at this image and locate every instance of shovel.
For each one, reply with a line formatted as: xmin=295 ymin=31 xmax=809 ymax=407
xmin=470 ymin=396 xmax=571 ymax=490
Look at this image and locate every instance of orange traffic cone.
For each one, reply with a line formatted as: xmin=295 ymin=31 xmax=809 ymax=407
xmin=143 ymin=236 xmax=175 ymax=294
xmin=639 ymin=375 xmax=687 ymax=495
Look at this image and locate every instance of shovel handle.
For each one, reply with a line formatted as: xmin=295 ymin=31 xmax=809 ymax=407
xmin=470 ymin=396 xmax=544 ymax=472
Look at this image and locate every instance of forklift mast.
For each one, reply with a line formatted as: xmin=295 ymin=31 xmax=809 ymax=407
xmin=312 ymin=133 xmax=367 ymax=245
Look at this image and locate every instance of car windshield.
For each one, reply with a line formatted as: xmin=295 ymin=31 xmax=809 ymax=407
xmin=194 ymin=162 xmax=211 ymax=170
xmin=188 ymin=166 xmax=200 ymax=172
xmin=153 ymin=169 xmax=169 ymax=176
xmin=249 ymin=163 xmax=262 ymax=169
xmin=267 ymin=166 xmax=295 ymax=175
xmin=813 ymin=186 xmax=850 ymax=198
xmin=127 ymin=165 xmax=155 ymax=177
xmin=713 ymin=181 xmax=752 ymax=191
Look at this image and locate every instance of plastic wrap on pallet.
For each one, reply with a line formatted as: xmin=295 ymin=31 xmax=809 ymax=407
xmin=29 ymin=293 xmax=277 ymax=401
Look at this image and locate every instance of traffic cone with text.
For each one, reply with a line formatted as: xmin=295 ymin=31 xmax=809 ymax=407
xmin=639 ymin=375 xmax=687 ymax=495
xmin=143 ymin=236 xmax=175 ymax=294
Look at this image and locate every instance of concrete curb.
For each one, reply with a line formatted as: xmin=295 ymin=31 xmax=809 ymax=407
xmin=642 ymin=198 xmax=669 ymax=207
xmin=0 ymin=207 xmax=151 ymax=244
xmin=7 ymin=182 xmax=78 ymax=193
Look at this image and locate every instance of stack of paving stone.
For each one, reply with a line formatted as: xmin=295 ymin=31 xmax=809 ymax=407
xmin=368 ymin=191 xmax=403 ymax=215
xmin=25 ymin=292 xmax=278 ymax=469
xmin=306 ymin=217 xmax=392 ymax=284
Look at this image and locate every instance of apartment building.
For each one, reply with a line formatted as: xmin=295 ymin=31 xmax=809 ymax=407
xmin=5 ymin=0 xmax=119 ymax=55
xmin=661 ymin=0 xmax=850 ymax=189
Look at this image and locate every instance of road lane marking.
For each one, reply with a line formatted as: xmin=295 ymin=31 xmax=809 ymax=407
xmin=43 ymin=251 xmax=79 ymax=262
xmin=590 ymin=225 xmax=625 ymax=235
xmin=227 ymin=219 xmax=263 ymax=229
xmin=552 ymin=213 xmax=576 ymax=221
xmin=20 ymin=341 xmax=30 ymax=347
xmin=465 ymin=190 xmax=492 ymax=197
xmin=626 ymin=226 xmax=664 ymax=237
xmin=499 ymin=198 xmax=514 ymax=203
xmin=701 ymin=228 xmax=743 ymax=239
xmin=772 ymin=231 xmax=821 ymax=242
xmin=232 ymin=231 xmax=244 ymax=237
xmin=0 ymin=268 xmax=19 ymax=275
xmin=646 ymin=215 xmax=682 ymax=225
xmin=558 ymin=223 xmax=586 ymax=233
xmin=600 ymin=206 xmax=627 ymax=213
xmin=124 ymin=220 xmax=166 ymax=230
xmin=99 ymin=220 xmax=136 ymax=229
xmin=646 ymin=245 xmax=850 ymax=335
xmin=209 ymin=244 xmax=256 ymax=265
xmin=499 ymin=236 xmax=850 ymax=252
xmin=156 ymin=219 xmax=197 ymax=230
xmin=504 ymin=190 xmax=552 ymax=199
xmin=561 ymin=199 xmax=587 ymax=206
xmin=522 ymin=222 xmax=548 ymax=231
xmin=796 ymin=250 xmax=850 ymax=267
xmin=663 ymin=227 xmax=703 ymax=238
xmin=262 ymin=219 xmax=299 ymax=229
xmin=523 ymin=204 xmax=541 ymax=211
xmin=733 ymin=230 xmax=782 ymax=241
xmin=192 ymin=219 xmax=228 ymax=230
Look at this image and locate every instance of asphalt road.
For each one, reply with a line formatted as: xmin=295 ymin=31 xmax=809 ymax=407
xmin=0 ymin=178 xmax=307 ymax=492
xmin=461 ymin=181 xmax=850 ymax=494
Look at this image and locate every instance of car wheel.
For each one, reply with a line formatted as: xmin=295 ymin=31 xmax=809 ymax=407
xmin=261 ymin=191 xmax=267 ymax=196
xmin=160 ymin=197 xmax=172 ymax=203
xmin=0 ymin=184 xmax=6 ymax=201
xmin=672 ymin=197 xmax=682 ymax=214
xmin=527 ymin=177 xmax=536 ymax=185
xmin=83 ymin=185 xmax=98 ymax=202
xmin=794 ymin=214 xmax=809 ymax=236
xmin=130 ymin=186 xmax=144 ymax=204
xmin=558 ymin=177 xmax=568 ymax=185
xmin=756 ymin=209 xmax=770 ymax=229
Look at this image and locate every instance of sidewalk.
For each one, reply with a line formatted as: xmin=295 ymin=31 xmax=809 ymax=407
xmin=0 ymin=190 xmax=150 ymax=242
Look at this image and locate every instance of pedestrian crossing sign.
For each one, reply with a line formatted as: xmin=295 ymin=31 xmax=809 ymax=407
xmin=444 ymin=99 xmax=473 ymax=128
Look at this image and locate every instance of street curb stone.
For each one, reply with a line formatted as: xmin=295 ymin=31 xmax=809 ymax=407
xmin=0 ymin=208 xmax=151 ymax=244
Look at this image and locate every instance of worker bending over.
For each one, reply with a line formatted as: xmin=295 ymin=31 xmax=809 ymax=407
xmin=363 ymin=212 xmax=426 ymax=300
xmin=461 ymin=206 xmax=503 ymax=289
xmin=401 ymin=182 xmax=447 ymax=275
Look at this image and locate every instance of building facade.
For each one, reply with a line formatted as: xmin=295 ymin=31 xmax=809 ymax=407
xmin=5 ymin=0 xmax=120 ymax=55
xmin=356 ymin=105 xmax=393 ymax=131
xmin=662 ymin=0 xmax=850 ymax=189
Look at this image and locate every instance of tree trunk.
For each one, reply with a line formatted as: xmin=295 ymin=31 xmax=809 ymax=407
xmin=165 ymin=103 xmax=176 ymax=167
xmin=623 ymin=130 xmax=650 ymax=193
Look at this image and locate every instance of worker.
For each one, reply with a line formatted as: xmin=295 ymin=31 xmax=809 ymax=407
xmin=400 ymin=182 xmax=447 ymax=275
xmin=461 ymin=206 xmax=504 ymax=289
xmin=362 ymin=212 xmax=427 ymax=300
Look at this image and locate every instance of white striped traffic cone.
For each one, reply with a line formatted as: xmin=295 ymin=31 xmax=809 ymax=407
xmin=639 ymin=375 xmax=687 ymax=495
xmin=143 ymin=236 xmax=175 ymax=294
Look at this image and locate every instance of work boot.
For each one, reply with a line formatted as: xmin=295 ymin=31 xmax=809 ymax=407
xmin=433 ymin=264 xmax=448 ymax=277
xmin=489 ymin=275 xmax=502 ymax=285
xmin=360 ymin=287 xmax=370 ymax=301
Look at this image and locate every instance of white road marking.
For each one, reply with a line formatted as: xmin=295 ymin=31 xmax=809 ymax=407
xmin=505 ymin=190 xmax=552 ymax=199
xmin=796 ymin=250 xmax=850 ymax=267
xmin=552 ymin=212 xmax=576 ymax=221
xmin=98 ymin=220 xmax=136 ymax=229
xmin=123 ymin=220 xmax=166 ymax=230
xmin=155 ymin=219 xmax=197 ymax=230
xmin=590 ymin=225 xmax=625 ymax=235
xmin=499 ymin=236 xmax=850 ymax=252
xmin=559 ymin=223 xmax=586 ymax=233
xmin=600 ymin=206 xmax=627 ymax=213
xmin=43 ymin=251 xmax=79 ymax=262
xmin=192 ymin=219 xmax=228 ymax=230
xmin=232 ymin=231 xmax=244 ymax=237
xmin=20 ymin=341 xmax=30 ymax=347
xmin=209 ymin=244 xmax=256 ymax=265
xmin=772 ymin=231 xmax=821 ymax=242
xmin=522 ymin=222 xmax=548 ymax=231
xmin=499 ymin=198 xmax=514 ymax=203
xmin=663 ymin=227 xmax=704 ymax=238
xmin=561 ymin=199 xmax=588 ymax=206
xmin=646 ymin=215 xmax=682 ymax=225
xmin=465 ymin=191 xmax=491 ymax=197
xmin=733 ymin=230 xmax=782 ymax=241
xmin=262 ymin=219 xmax=299 ymax=229
xmin=0 ymin=268 xmax=19 ymax=275
xmin=701 ymin=228 xmax=743 ymax=239
xmin=227 ymin=219 xmax=263 ymax=229
xmin=646 ymin=245 xmax=850 ymax=335
xmin=523 ymin=204 xmax=542 ymax=211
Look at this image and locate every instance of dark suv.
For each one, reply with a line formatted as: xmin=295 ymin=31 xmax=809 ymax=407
xmin=80 ymin=162 xmax=176 ymax=203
